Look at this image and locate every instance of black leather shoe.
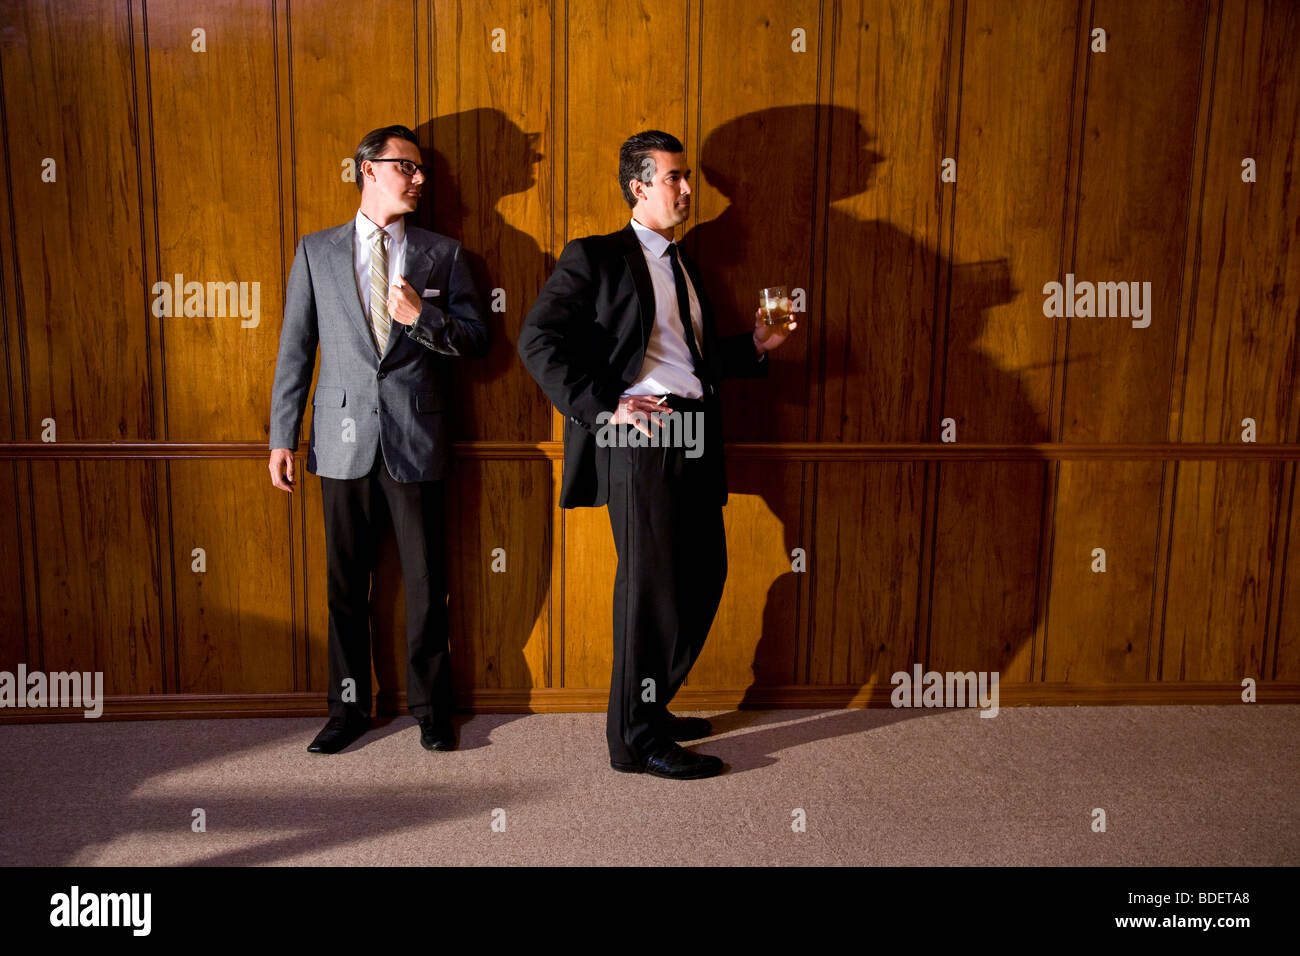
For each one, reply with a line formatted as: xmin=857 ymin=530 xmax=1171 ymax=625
xmin=307 ymin=713 xmax=370 ymax=754
xmin=417 ymin=715 xmax=456 ymax=752
xmin=611 ymin=742 xmax=724 ymax=779
xmin=663 ymin=713 xmax=712 ymax=741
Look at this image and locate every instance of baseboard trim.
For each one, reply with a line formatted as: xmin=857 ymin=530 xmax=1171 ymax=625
xmin=0 ymin=682 xmax=1294 ymax=723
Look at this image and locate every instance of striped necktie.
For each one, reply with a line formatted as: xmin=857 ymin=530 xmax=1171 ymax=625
xmin=369 ymin=227 xmax=390 ymax=353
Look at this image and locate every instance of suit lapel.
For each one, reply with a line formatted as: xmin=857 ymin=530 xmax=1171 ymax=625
xmin=327 ymin=223 xmax=373 ymax=349
xmin=400 ymin=228 xmax=436 ymax=298
xmin=619 ymin=224 xmax=656 ymax=347
xmin=382 ymin=228 xmax=436 ymax=360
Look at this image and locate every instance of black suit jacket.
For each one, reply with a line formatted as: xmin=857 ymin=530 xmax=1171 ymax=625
xmin=518 ymin=223 xmax=767 ymax=508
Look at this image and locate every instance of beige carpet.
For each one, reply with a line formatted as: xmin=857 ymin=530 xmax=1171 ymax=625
xmin=1 ymin=706 xmax=1295 ymax=866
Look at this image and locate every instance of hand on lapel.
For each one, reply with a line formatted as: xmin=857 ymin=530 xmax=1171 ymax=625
xmin=386 ymin=275 xmax=422 ymax=326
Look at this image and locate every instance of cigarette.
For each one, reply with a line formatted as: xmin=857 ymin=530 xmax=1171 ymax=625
xmin=655 ymin=396 xmax=668 ymax=406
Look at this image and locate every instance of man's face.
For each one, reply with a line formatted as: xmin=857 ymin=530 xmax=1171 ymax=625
xmin=362 ymin=137 xmax=426 ymax=216
xmin=630 ymin=150 xmax=691 ymax=232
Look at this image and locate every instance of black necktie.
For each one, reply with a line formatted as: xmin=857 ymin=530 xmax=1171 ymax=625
xmin=666 ymin=243 xmax=707 ymax=385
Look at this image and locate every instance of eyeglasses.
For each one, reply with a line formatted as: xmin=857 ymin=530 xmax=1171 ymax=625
xmin=369 ymin=158 xmax=426 ymax=177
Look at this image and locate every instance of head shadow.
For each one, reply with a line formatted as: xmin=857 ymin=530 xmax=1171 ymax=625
xmin=414 ymin=110 xmax=553 ymax=441
xmin=392 ymin=112 xmax=554 ymax=719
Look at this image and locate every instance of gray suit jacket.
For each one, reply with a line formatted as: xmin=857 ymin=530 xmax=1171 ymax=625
xmin=269 ymin=220 xmax=488 ymax=482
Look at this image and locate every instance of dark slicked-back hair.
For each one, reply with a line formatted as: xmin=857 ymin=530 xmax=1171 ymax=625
xmin=354 ymin=124 xmax=419 ymax=193
xmin=618 ymin=130 xmax=685 ymax=208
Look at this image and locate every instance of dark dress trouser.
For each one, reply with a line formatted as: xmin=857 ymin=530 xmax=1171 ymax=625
xmin=319 ymin=447 xmax=451 ymax=723
xmin=605 ymin=400 xmax=728 ymax=764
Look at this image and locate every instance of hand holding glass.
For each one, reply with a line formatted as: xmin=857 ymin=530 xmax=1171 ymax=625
xmin=759 ymin=287 xmax=796 ymax=333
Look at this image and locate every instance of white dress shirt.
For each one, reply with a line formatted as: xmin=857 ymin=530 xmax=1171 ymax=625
xmin=621 ymin=217 xmax=705 ymax=400
xmin=353 ymin=211 xmax=407 ymax=320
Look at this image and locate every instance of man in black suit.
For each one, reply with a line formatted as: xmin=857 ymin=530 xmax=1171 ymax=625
xmin=269 ymin=124 xmax=489 ymax=755
xmin=518 ymin=130 xmax=796 ymax=779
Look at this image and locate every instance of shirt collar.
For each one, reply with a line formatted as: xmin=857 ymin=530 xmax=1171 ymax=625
xmin=629 ymin=217 xmax=675 ymax=259
xmin=357 ymin=211 xmax=405 ymax=245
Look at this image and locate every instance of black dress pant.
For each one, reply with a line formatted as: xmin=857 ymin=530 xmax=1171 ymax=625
xmin=605 ymin=403 xmax=728 ymax=764
xmin=319 ymin=448 xmax=450 ymax=722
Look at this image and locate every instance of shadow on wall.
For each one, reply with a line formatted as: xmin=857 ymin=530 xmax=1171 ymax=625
xmin=356 ymin=111 xmax=553 ymax=710
xmin=682 ymin=105 xmax=1047 ymax=738
xmin=418 ymin=110 xmax=554 ymax=440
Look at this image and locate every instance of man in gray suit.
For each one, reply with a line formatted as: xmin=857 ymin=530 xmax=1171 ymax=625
xmin=268 ymin=124 xmax=488 ymax=755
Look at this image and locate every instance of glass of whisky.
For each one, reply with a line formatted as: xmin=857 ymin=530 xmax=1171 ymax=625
xmin=759 ymin=287 xmax=795 ymax=332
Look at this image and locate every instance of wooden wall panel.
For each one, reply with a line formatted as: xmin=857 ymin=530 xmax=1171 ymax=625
xmin=690 ymin=461 xmax=804 ymax=689
xmin=1162 ymin=461 xmax=1276 ymax=680
xmin=0 ymin=1 xmax=1297 ymax=721
xmin=688 ymin=0 xmax=821 ymax=444
xmin=287 ymin=4 xmax=416 ymax=237
xmin=28 ymin=461 xmax=163 ymax=694
xmin=1061 ymin=0 xmax=1204 ymax=443
xmin=1042 ymin=461 xmax=1162 ymax=681
xmin=1044 ymin=2 xmax=1206 ymax=681
xmin=808 ymin=462 xmax=925 ymax=685
xmin=945 ymin=0 xmax=1074 ymax=442
xmin=429 ymin=0 xmax=554 ymax=442
xmin=929 ymin=463 xmax=1045 ymax=679
xmin=0 ymin=0 xmax=151 ymax=441
xmin=564 ymin=0 xmax=690 ymax=244
xmin=1162 ymin=0 xmax=1300 ymax=681
xmin=1172 ymin=0 xmax=1300 ymax=446
xmin=928 ymin=3 xmax=1077 ymax=683
xmin=146 ymin=1 xmax=284 ymax=441
xmin=0 ymin=48 xmax=17 ymax=443
xmin=447 ymin=458 xmax=551 ymax=693
xmin=170 ymin=460 xmax=297 ymax=692
xmin=818 ymin=0 xmax=951 ymax=443
xmin=0 ymin=464 xmax=30 ymax=669
xmin=1277 ymin=470 xmax=1300 ymax=680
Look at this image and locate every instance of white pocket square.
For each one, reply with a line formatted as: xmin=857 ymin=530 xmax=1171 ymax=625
xmin=421 ymin=288 xmax=440 ymax=298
